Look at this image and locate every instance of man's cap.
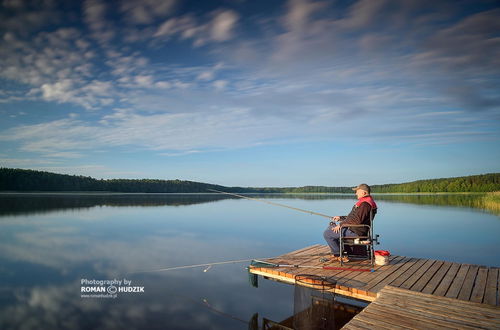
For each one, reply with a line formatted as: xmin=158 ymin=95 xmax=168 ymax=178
xmin=352 ymin=183 xmax=371 ymax=193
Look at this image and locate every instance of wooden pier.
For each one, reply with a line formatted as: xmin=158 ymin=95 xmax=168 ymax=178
xmin=248 ymin=244 xmax=500 ymax=306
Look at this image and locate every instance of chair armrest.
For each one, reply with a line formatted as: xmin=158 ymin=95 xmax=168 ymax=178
xmin=340 ymin=224 xmax=370 ymax=228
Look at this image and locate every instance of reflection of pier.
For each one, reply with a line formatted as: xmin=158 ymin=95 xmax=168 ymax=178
xmin=250 ymin=244 xmax=500 ymax=329
xmin=261 ymin=299 xmax=363 ymax=330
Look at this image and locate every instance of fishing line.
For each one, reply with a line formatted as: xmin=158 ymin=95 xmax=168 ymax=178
xmin=128 ymin=258 xmax=273 ymax=274
xmin=208 ymin=189 xmax=333 ymax=220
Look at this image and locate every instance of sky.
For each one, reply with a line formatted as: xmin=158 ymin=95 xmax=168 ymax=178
xmin=0 ymin=0 xmax=499 ymax=187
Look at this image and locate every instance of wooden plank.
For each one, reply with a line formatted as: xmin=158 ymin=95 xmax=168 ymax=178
xmin=433 ymin=262 xmax=460 ymax=296
xmin=458 ymin=265 xmax=479 ymax=301
xmin=399 ymin=259 xmax=436 ymax=290
xmin=497 ymin=267 xmax=500 ymax=306
xmin=410 ymin=260 xmax=444 ymax=292
xmin=260 ymin=244 xmax=322 ymax=274
xmin=364 ymin=257 xmax=417 ymax=293
xmin=284 ymin=246 xmax=331 ymax=276
xmin=313 ymin=259 xmax=373 ymax=292
xmin=301 ymin=251 xmax=368 ymax=286
xmin=380 ymin=286 xmax=500 ymax=319
xmin=421 ymin=261 xmax=452 ymax=294
xmin=376 ymin=297 xmax=500 ymax=328
xmin=274 ymin=244 xmax=322 ymax=260
xmin=352 ymin=309 xmax=409 ymax=329
xmin=445 ymin=264 xmax=470 ymax=298
xmin=347 ymin=255 xmax=401 ymax=285
xmin=372 ymin=298 xmax=488 ymax=330
xmin=388 ymin=258 xmax=428 ymax=287
xmin=269 ymin=245 xmax=327 ymax=277
xmin=483 ymin=268 xmax=498 ymax=306
xmin=348 ymin=255 xmax=404 ymax=297
xmin=470 ymin=267 xmax=488 ymax=303
xmin=364 ymin=304 xmax=460 ymax=329
xmin=342 ymin=317 xmax=379 ymax=330
xmin=275 ymin=244 xmax=321 ymax=258
xmin=305 ymin=259 xmax=378 ymax=294
xmin=259 ymin=245 xmax=318 ymax=267
xmin=377 ymin=287 xmax=500 ymax=327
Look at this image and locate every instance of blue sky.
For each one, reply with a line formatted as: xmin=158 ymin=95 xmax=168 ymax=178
xmin=0 ymin=0 xmax=499 ymax=187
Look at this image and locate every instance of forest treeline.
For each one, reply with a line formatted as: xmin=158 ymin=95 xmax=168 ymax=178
xmin=0 ymin=168 xmax=242 ymax=193
xmin=1 ymin=168 xmax=499 ymax=193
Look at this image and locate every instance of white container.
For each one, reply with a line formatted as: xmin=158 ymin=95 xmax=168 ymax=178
xmin=375 ymin=254 xmax=389 ymax=266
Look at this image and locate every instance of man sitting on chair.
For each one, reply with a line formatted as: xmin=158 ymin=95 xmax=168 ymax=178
xmin=323 ymin=183 xmax=377 ymax=262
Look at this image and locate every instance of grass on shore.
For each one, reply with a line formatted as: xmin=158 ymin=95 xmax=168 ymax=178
xmin=475 ymin=191 xmax=500 ymax=215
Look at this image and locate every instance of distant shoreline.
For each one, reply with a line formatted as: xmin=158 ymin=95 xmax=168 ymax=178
xmin=1 ymin=168 xmax=499 ymax=194
xmin=0 ymin=191 xmax=489 ymax=195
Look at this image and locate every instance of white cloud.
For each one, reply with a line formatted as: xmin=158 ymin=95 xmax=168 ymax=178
xmin=210 ymin=9 xmax=239 ymax=41
xmin=0 ymin=107 xmax=294 ymax=157
xmin=337 ymin=0 xmax=388 ymax=30
xmin=213 ymin=80 xmax=228 ymax=91
xmin=38 ymin=79 xmax=115 ymax=110
xmin=83 ymin=0 xmax=117 ymax=46
xmin=197 ymin=71 xmax=214 ymax=81
xmin=154 ymin=15 xmax=196 ymax=38
xmin=0 ymin=158 xmax=59 ymax=167
xmin=134 ymin=75 xmax=154 ymax=87
xmin=0 ymin=26 xmax=120 ymax=110
xmin=154 ymin=9 xmax=239 ymax=46
xmin=155 ymin=81 xmax=172 ymax=89
xmin=40 ymin=80 xmax=73 ymax=102
xmin=83 ymin=0 xmax=107 ymax=30
xmin=120 ymin=0 xmax=177 ymax=24
xmin=283 ymin=0 xmax=328 ymax=32
xmin=0 ymin=28 xmax=92 ymax=86
xmin=0 ymin=0 xmax=60 ymax=36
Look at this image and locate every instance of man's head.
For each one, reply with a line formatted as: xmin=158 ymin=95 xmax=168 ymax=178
xmin=352 ymin=183 xmax=370 ymax=198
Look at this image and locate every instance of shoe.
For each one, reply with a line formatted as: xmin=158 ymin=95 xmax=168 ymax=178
xmin=339 ymin=256 xmax=349 ymax=263
xmin=333 ymin=256 xmax=349 ymax=263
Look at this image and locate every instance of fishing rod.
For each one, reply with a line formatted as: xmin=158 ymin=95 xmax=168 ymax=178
xmin=127 ymin=253 xmax=338 ymax=274
xmin=128 ymin=256 xmax=373 ymax=274
xmin=251 ymin=259 xmax=374 ymax=272
xmin=208 ymin=189 xmax=333 ymax=220
xmin=128 ymin=258 xmax=271 ymax=274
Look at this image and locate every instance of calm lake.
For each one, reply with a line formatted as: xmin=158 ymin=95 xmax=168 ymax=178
xmin=0 ymin=193 xmax=499 ymax=329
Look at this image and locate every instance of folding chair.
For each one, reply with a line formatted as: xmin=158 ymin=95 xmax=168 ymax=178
xmin=339 ymin=210 xmax=379 ymax=266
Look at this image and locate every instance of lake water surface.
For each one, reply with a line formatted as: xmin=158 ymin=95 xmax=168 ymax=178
xmin=0 ymin=193 xmax=499 ymax=329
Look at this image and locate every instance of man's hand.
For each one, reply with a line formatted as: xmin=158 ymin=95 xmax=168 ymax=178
xmin=331 ymin=224 xmax=341 ymax=233
xmin=332 ymin=216 xmax=341 ymax=221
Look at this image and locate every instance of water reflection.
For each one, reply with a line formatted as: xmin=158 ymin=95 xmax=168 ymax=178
xmin=0 ymin=193 xmax=230 ymax=216
xmin=0 ymin=192 xmax=496 ymax=216
xmin=0 ymin=196 xmax=301 ymax=329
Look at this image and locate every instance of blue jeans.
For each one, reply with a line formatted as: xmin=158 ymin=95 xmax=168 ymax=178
xmin=323 ymin=224 xmax=357 ymax=255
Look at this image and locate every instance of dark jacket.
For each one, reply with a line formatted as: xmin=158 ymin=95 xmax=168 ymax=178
xmin=340 ymin=202 xmax=376 ymax=236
